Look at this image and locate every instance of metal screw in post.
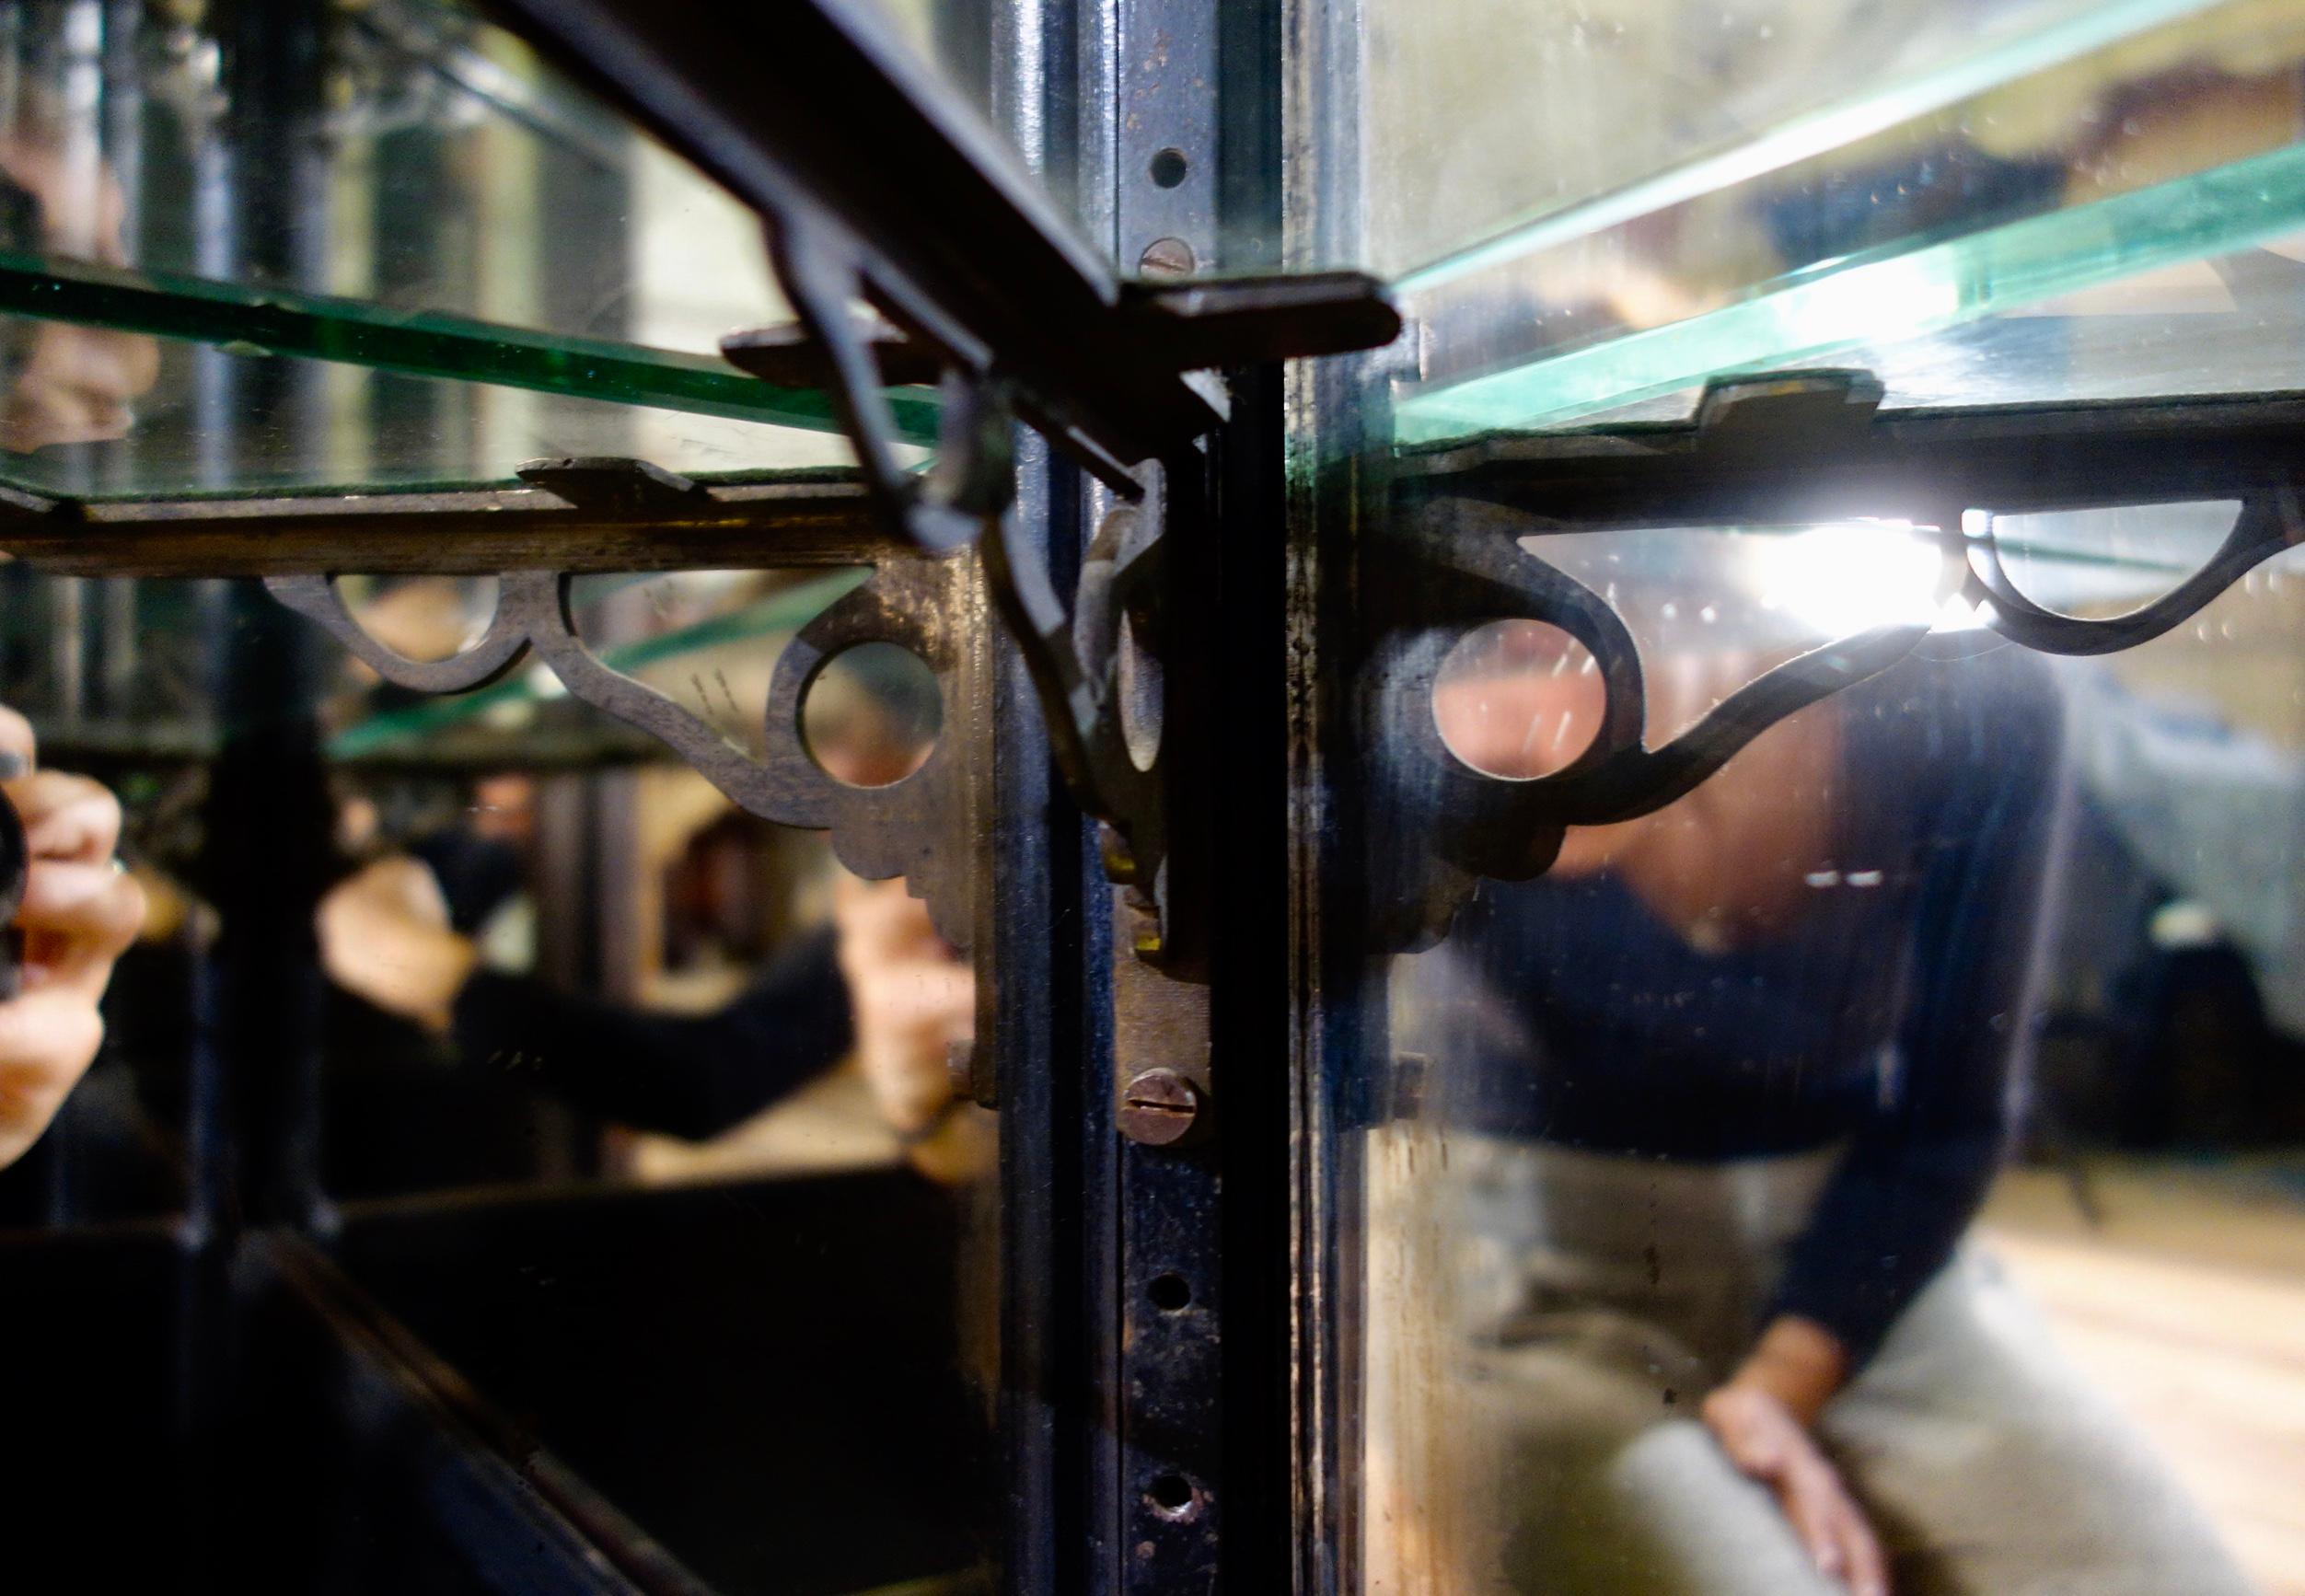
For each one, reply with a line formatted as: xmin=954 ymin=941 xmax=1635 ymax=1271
xmin=1136 ymin=237 xmax=1196 ymax=278
xmin=1118 ymin=1067 xmax=1201 ymax=1146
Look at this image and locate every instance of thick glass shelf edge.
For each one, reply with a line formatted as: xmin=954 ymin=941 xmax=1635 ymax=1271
xmin=2 ymin=462 xmax=868 ymax=507
xmin=1388 ymin=0 xmax=2221 ymax=295
xmin=0 ymin=251 xmax=943 ymax=447
xmin=1396 ymin=141 xmax=2305 ymax=445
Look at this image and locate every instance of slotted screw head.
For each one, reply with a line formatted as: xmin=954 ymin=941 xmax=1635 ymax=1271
xmin=1118 ymin=1068 xmax=1201 ymax=1146
xmin=1137 ymin=237 xmax=1197 ymax=278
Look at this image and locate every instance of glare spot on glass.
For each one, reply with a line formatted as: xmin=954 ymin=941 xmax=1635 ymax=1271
xmin=1751 ymin=520 xmax=1963 ymax=636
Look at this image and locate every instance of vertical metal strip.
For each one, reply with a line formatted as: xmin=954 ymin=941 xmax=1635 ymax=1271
xmin=1107 ymin=0 xmax=1223 ymax=1572
xmin=992 ymin=2 xmax=1113 ymax=1591
xmin=1283 ymin=0 xmax=1378 ymax=1588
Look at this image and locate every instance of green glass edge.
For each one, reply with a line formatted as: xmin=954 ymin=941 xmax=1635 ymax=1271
xmin=329 ymin=567 xmax=872 ymax=759
xmin=1396 ymin=140 xmax=2305 ymax=444
xmin=1392 ymin=0 xmax=2218 ymax=295
xmin=0 ymin=251 xmax=943 ymax=446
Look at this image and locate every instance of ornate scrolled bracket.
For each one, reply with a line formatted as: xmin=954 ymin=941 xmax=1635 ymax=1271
xmin=1962 ymin=483 xmax=2305 ymax=656
xmin=1375 ymin=371 xmax=2305 ymax=949
xmin=267 ymin=557 xmax=980 ymax=947
xmin=1362 ymin=496 xmax=1934 ymax=950
xmin=747 ymin=212 xmax=1379 ymax=968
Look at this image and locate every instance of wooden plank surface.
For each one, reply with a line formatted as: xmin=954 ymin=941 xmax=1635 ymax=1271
xmin=1982 ymin=1162 xmax=2305 ymax=1596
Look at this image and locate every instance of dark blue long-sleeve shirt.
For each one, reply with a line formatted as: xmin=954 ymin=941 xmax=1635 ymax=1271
xmin=450 ymin=927 xmax=854 ymax=1143
xmin=1418 ymin=650 xmax=2066 ymax=1366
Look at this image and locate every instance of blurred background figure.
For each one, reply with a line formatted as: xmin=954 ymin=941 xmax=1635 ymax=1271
xmin=1369 ymin=559 xmax=2258 ymax=1594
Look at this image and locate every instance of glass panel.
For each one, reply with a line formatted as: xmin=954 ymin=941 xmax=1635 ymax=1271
xmin=876 ymin=0 xmax=998 ymax=133
xmin=1364 ymin=0 xmax=2227 ymax=279
xmin=1349 ymin=542 xmax=2305 ymax=1596
xmin=0 ymin=0 xmax=932 ymax=495
xmin=1388 ymin=0 xmax=2305 ymax=444
xmin=0 ymin=0 xmax=775 ymax=354
xmin=0 ymin=563 xmax=998 ymax=1589
xmin=1308 ymin=4 xmax=2305 ymax=1591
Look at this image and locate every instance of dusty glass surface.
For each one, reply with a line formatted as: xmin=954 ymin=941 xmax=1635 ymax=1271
xmin=1351 ymin=533 xmax=2305 ymax=1595
xmin=0 ymin=0 xmax=905 ymax=496
xmin=0 ymin=312 xmax=872 ymax=498
xmin=1307 ymin=3 xmax=2305 ymax=1591
xmin=1387 ymin=0 xmax=2305 ymax=443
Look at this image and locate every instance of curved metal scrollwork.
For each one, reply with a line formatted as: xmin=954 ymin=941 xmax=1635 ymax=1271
xmin=1376 ymin=373 xmax=2305 ymax=947
xmin=1365 ymin=498 xmax=1937 ymax=948
xmin=1962 ymin=485 xmax=2305 ymax=657
xmin=267 ymin=561 xmax=979 ymax=947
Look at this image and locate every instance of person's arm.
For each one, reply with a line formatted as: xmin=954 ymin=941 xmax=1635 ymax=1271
xmin=450 ymin=930 xmax=853 ymax=1141
xmin=320 ymin=855 xmax=972 ymax=1147
xmin=1761 ymin=661 xmax=2066 ymax=1371
xmin=1705 ymin=658 xmax=2068 ymax=1594
xmin=0 ymin=707 xmax=145 ymax=1170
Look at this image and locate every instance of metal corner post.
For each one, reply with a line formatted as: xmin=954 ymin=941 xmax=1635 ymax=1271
xmin=1103 ymin=0 xmax=1302 ymax=1589
xmin=987 ymin=2 xmax=1118 ymax=1592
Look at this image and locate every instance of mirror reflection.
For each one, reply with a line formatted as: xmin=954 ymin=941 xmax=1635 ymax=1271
xmin=0 ymin=565 xmax=996 ymax=1594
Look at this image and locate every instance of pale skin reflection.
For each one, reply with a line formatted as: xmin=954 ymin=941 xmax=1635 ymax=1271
xmin=1421 ymin=632 xmax=1886 ymax=1595
xmin=0 ymin=131 xmax=158 ymax=457
xmin=0 ymin=705 xmax=148 ymax=1172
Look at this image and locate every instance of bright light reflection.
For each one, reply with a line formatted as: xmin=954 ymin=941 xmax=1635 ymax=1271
xmin=1753 ymin=519 xmax=1979 ymax=637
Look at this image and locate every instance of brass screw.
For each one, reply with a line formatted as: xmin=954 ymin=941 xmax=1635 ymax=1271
xmin=1118 ymin=1068 xmax=1201 ymax=1145
xmin=1137 ymin=237 xmax=1197 ymax=278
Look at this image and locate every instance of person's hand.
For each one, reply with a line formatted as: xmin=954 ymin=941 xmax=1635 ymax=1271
xmin=1702 ymin=1317 xmax=1888 ymax=1596
xmin=0 ymin=707 xmax=146 ymax=1169
xmin=317 ymin=855 xmax=477 ymax=1033
xmin=831 ymin=872 xmax=972 ymax=1139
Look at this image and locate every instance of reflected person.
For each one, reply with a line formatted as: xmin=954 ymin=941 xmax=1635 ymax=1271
xmin=1390 ymin=628 xmax=2251 ymax=1594
xmin=315 ymin=687 xmax=975 ymax=1174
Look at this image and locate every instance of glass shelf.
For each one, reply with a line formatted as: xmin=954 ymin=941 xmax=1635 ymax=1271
xmin=0 ymin=310 xmax=887 ymax=501
xmin=1391 ymin=0 xmax=2305 ymax=445
xmin=0 ymin=0 xmax=948 ymax=499
xmin=1378 ymin=0 xmax=2230 ymax=289
xmin=0 ymin=252 xmax=944 ymax=498
xmin=1397 ymin=139 xmax=2305 ymax=444
xmin=3 ymin=0 xmax=778 ymax=358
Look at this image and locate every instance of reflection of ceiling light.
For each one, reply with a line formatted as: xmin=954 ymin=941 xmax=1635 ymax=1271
xmin=1753 ymin=520 xmax=1975 ymax=637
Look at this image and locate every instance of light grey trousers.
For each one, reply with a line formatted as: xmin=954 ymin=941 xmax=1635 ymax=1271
xmin=1361 ymin=1134 xmax=2257 ymax=1595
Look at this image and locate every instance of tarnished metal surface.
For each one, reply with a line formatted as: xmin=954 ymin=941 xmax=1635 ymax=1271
xmin=267 ymin=554 xmax=985 ymax=947
xmin=0 ymin=470 xmax=892 ymax=576
xmin=1373 ymin=373 xmax=2305 ymax=947
xmin=1118 ymin=1068 xmax=1203 ymax=1147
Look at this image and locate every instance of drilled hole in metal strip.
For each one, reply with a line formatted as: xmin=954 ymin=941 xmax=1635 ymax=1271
xmin=1144 ymin=1473 xmax=1202 ymax=1522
